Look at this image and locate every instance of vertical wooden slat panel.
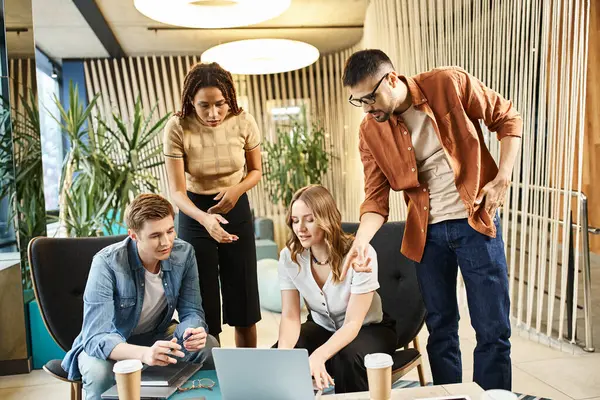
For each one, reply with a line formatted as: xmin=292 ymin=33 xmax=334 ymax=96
xmin=95 ymin=60 xmax=112 ymax=122
xmin=103 ymin=59 xmax=120 ymax=116
xmin=315 ymin=58 xmax=323 ymax=123
xmin=112 ymin=59 xmax=129 ymax=121
xmin=294 ymin=69 xmax=301 ymax=109
xmin=151 ymin=55 xmax=167 ymax=118
xmin=259 ymin=74 xmax=269 ymax=141
xmin=160 ymin=56 xmax=175 ymax=114
xmin=169 ymin=56 xmax=181 ymax=113
xmin=83 ymin=61 xmax=98 ymax=122
xmin=308 ymin=63 xmax=317 ymax=124
xmin=321 ymin=56 xmax=332 ymax=192
xmin=120 ymin=58 xmax=136 ymax=119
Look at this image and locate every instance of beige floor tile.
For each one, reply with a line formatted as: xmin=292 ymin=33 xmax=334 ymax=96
xmin=0 ymin=369 xmax=57 ymax=389
xmin=461 ymin=369 xmax=475 ymax=383
xmin=458 ymin=319 xmax=477 ymax=340
xmin=0 ymin=382 xmax=71 ymax=400
xmin=463 ymin=366 xmax=574 ymax=400
xmin=512 ymin=365 xmax=574 ymax=400
xmin=517 ymin=356 xmax=600 ymax=399
xmin=218 ymin=308 xmax=280 ymax=348
xmin=458 ymin=337 xmax=476 ymax=370
xmin=510 ymin=335 xmax=571 ymax=363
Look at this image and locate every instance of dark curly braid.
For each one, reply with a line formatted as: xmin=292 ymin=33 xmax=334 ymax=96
xmin=176 ymin=62 xmax=243 ymax=119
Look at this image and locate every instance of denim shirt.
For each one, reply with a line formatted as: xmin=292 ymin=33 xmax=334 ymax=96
xmin=61 ymin=237 xmax=207 ymax=380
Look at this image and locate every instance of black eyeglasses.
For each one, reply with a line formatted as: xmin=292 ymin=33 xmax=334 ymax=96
xmin=348 ymin=73 xmax=389 ymax=107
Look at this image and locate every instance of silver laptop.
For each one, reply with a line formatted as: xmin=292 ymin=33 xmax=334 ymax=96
xmin=212 ymin=348 xmax=321 ymax=400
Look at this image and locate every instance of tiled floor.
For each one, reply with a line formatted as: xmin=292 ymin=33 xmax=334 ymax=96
xmin=1 ymin=305 xmax=600 ymax=400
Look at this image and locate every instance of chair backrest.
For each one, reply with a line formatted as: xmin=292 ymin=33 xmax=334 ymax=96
xmin=28 ymin=235 xmax=127 ymax=351
xmin=342 ymin=222 xmax=426 ymax=348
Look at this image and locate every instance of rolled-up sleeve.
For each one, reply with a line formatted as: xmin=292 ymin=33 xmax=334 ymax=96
xmin=81 ymin=255 xmax=126 ymax=360
xmin=457 ymin=68 xmax=523 ymax=141
xmin=358 ymin=126 xmax=391 ymax=221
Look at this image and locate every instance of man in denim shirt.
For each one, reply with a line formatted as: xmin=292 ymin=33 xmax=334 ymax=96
xmin=62 ymin=194 xmax=219 ymax=400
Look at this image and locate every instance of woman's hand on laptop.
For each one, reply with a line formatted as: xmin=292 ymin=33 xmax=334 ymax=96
xmin=182 ymin=327 xmax=208 ymax=352
xmin=142 ymin=338 xmax=184 ymax=366
xmin=309 ymin=353 xmax=334 ymax=390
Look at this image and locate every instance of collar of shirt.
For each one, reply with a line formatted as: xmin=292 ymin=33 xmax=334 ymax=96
xmin=389 ymin=75 xmax=429 ymax=126
xmin=127 ymin=238 xmax=172 ymax=272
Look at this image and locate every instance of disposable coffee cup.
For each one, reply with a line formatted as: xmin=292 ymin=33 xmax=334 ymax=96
xmin=481 ymin=390 xmax=518 ymax=400
xmin=113 ymin=359 xmax=143 ymax=400
xmin=364 ymin=353 xmax=393 ymax=400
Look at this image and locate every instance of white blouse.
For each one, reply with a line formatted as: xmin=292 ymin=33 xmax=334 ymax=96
xmin=278 ymin=245 xmax=383 ymax=332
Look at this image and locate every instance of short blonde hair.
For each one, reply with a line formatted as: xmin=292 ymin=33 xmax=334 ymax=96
xmin=125 ymin=194 xmax=175 ymax=232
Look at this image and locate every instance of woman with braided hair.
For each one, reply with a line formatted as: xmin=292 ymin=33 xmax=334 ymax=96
xmin=164 ymin=62 xmax=261 ymax=347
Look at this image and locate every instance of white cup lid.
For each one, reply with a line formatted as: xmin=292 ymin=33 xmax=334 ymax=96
xmin=113 ymin=359 xmax=143 ymax=374
xmin=364 ymin=353 xmax=393 ymax=369
xmin=481 ymin=389 xmax=518 ymax=400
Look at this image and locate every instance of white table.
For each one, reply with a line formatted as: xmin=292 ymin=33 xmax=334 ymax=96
xmin=329 ymin=382 xmax=485 ymax=400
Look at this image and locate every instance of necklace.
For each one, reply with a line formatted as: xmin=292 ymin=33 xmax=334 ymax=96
xmin=311 ymin=251 xmax=330 ymax=265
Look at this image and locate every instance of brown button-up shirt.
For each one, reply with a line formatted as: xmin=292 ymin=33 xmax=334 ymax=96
xmin=359 ymin=66 xmax=523 ymax=262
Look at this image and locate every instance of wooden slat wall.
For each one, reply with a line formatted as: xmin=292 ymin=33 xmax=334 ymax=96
xmin=362 ymin=0 xmax=590 ymax=345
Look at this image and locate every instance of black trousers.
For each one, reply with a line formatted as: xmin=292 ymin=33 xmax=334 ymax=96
xmin=178 ymin=191 xmax=261 ymax=336
xmin=277 ymin=315 xmax=397 ymax=394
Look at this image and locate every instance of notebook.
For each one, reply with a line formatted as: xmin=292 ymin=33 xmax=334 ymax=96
xmin=141 ymin=362 xmax=197 ymax=387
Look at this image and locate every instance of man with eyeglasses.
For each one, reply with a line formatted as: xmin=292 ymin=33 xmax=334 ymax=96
xmin=339 ymin=49 xmax=522 ymax=391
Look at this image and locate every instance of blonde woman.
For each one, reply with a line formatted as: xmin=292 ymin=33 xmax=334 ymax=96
xmin=276 ymin=185 xmax=396 ymax=394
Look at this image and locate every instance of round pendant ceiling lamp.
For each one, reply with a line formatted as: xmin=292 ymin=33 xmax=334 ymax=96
xmin=134 ymin=0 xmax=292 ymax=29
xmin=201 ymin=39 xmax=320 ymax=75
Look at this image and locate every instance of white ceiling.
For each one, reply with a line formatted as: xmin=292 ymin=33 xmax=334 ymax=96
xmin=20 ymin=0 xmax=369 ymax=60
xmin=32 ymin=0 xmax=109 ymax=59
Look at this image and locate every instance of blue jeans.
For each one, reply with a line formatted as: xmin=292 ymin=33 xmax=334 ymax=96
xmin=415 ymin=217 xmax=511 ymax=390
xmin=78 ymin=333 xmax=219 ymax=400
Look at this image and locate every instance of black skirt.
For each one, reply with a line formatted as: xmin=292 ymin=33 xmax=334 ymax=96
xmin=178 ymin=191 xmax=261 ymax=336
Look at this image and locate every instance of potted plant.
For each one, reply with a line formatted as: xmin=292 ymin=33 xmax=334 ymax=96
xmin=258 ymin=112 xmax=331 ymax=313
xmin=262 ymin=112 xmax=332 ymax=208
xmin=0 ymin=92 xmax=47 ymax=292
xmin=52 ymin=83 xmax=168 ymax=237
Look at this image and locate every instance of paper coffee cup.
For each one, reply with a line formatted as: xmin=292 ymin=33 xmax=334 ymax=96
xmin=113 ymin=359 xmax=143 ymax=400
xmin=481 ymin=390 xmax=518 ymax=400
xmin=364 ymin=353 xmax=393 ymax=400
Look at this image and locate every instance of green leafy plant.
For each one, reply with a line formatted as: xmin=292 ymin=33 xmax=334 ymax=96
xmin=98 ymin=99 xmax=170 ymax=233
xmin=49 ymin=82 xmax=103 ymax=236
xmin=0 ymin=99 xmax=14 ymax=201
xmin=0 ymin=91 xmax=47 ymax=289
xmin=263 ymin=113 xmax=331 ymax=207
xmin=51 ymin=82 xmax=169 ymax=236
